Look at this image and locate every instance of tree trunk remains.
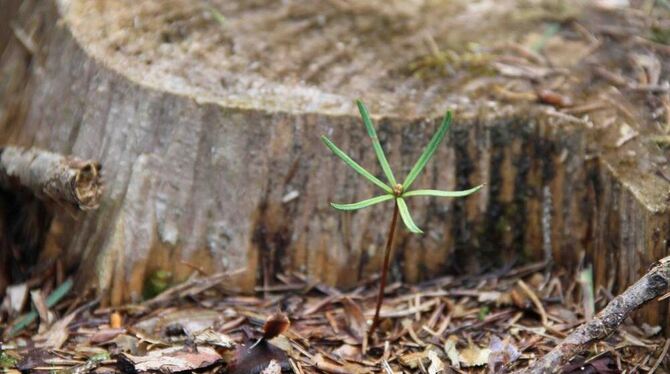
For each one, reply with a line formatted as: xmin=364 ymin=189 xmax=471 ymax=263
xmin=0 ymin=0 xmax=669 ymax=333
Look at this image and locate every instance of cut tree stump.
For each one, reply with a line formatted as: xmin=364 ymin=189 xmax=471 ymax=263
xmin=0 ymin=0 xmax=669 ymax=330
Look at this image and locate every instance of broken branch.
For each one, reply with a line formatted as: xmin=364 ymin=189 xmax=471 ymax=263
xmin=518 ymin=256 xmax=670 ymax=374
xmin=0 ymin=146 xmax=102 ymax=210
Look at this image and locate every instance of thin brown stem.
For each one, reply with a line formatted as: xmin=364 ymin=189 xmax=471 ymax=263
xmin=368 ymin=200 xmax=400 ymax=339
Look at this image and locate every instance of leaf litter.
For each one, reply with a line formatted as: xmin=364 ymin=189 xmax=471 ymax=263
xmin=1 ymin=260 xmax=668 ymax=373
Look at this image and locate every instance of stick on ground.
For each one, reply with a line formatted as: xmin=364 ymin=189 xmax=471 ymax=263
xmin=518 ymin=256 xmax=670 ymax=374
xmin=0 ymin=146 xmax=102 ymax=210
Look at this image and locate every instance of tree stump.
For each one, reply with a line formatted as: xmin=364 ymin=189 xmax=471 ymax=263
xmin=1 ymin=0 xmax=669 ymax=332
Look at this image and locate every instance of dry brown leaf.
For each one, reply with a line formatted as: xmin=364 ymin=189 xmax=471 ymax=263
xmin=110 ymin=334 xmax=140 ymax=354
xmin=333 ymin=344 xmax=362 ymax=361
xmin=459 ymin=342 xmax=491 ymax=368
xmin=267 ymin=336 xmax=292 ymax=355
xmin=313 ymin=353 xmax=370 ymax=374
xmin=399 ymin=350 xmax=428 ymax=369
xmin=192 ymin=328 xmax=236 ymax=349
xmin=341 ymin=296 xmax=367 ymax=341
xmin=118 ymin=346 xmax=222 ymax=373
xmin=90 ymin=327 xmax=126 ymax=343
xmin=134 ymin=308 xmax=221 ymax=336
xmin=400 ymin=346 xmax=442 ymax=369
xmin=34 ymin=312 xmax=76 ymax=349
xmin=30 ymin=290 xmax=53 ymax=332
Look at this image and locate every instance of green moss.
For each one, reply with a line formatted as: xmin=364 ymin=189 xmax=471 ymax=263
xmin=143 ymin=269 xmax=172 ymax=299
xmin=0 ymin=351 xmax=18 ymax=369
xmin=513 ymin=0 xmax=580 ymax=24
xmin=650 ymin=26 xmax=670 ymax=45
xmin=408 ymin=43 xmax=496 ymax=79
xmin=478 ymin=305 xmax=491 ymax=321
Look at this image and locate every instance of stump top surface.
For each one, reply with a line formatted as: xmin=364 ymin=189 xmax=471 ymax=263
xmin=63 ymin=0 xmax=589 ymax=118
xmin=60 ymin=0 xmax=670 ymax=210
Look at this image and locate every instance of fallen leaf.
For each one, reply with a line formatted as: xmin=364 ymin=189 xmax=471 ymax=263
xmin=400 ymin=346 xmax=442 ymax=369
xmin=110 ymin=334 xmax=140 ymax=354
xmin=34 ymin=312 xmax=76 ymax=349
xmin=117 ymin=346 xmax=222 ymax=373
xmin=488 ymin=336 xmax=521 ymax=373
xmin=135 ymin=308 xmax=221 ymax=337
xmin=2 ymin=283 xmax=27 ymax=316
xmin=341 ymin=297 xmax=367 ymax=341
xmin=192 ymin=328 xmax=235 ymax=349
xmin=428 ymin=350 xmax=445 ymax=374
xmin=459 ymin=342 xmax=491 ymax=367
xmin=30 ymin=290 xmax=53 ymax=332
xmin=261 ymin=360 xmax=282 ymax=374
xmin=268 ymin=336 xmax=293 ymax=355
xmin=399 ymin=350 xmax=429 ymax=369
xmin=444 ymin=336 xmax=460 ymax=368
xmin=15 ymin=349 xmax=53 ymax=372
xmin=333 ymin=344 xmax=362 ymax=361
xmin=312 ymin=353 xmax=370 ymax=374
xmin=90 ymin=328 xmax=127 ymax=344
xmin=616 ymin=123 xmax=638 ymax=148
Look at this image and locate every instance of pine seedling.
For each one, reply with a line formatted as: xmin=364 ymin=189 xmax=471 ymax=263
xmin=322 ymin=100 xmax=483 ymax=338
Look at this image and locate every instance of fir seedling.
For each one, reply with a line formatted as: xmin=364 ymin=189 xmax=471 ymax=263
xmin=322 ymin=100 xmax=483 ymax=338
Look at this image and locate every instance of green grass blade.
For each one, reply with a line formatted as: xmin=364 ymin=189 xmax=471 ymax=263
xmin=403 ymin=184 xmax=484 ymax=198
xmin=330 ymin=194 xmax=394 ymax=211
xmin=357 ymin=100 xmax=397 ymax=186
xmin=321 ymin=136 xmax=393 ymax=194
xmin=397 ymin=197 xmax=423 ymax=234
xmin=8 ymin=278 xmax=73 ymax=337
xmin=402 ymin=111 xmax=453 ymax=191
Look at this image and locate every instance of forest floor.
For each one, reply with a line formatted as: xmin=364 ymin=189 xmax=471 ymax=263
xmin=1 ymin=262 xmax=668 ymax=373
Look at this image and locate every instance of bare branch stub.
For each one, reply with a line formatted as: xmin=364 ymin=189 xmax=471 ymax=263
xmin=518 ymin=256 xmax=670 ymax=374
xmin=0 ymin=146 xmax=102 ymax=210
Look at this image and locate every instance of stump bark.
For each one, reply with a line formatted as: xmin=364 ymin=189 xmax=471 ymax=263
xmin=1 ymin=0 xmax=669 ymax=330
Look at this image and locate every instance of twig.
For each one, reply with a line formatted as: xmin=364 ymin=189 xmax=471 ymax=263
xmin=649 ymin=338 xmax=670 ymax=374
xmin=0 ymin=146 xmax=102 ymax=210
xmin=517 ymin=280 xmax=548 ymax=327
xmin=516 ymin=256 xmax=670 ymax=374
xmin=142 ymin=269 xmax=244 ymax=308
